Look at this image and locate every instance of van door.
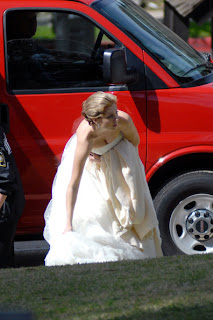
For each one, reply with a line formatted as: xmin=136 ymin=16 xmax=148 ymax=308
xmin=1 ymin=3 xmax=147 ymax=234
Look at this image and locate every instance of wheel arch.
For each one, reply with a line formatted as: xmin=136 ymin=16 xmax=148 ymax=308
xmin=147 ymin=151 xmax=213 ymax=199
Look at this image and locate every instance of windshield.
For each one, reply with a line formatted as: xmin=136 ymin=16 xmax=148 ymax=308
xmin=92 ymin=0 xmax=213 ymax=84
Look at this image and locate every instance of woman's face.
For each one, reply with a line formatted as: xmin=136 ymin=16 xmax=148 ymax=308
xmin=98 ymin=103 xmax=118 ymax=131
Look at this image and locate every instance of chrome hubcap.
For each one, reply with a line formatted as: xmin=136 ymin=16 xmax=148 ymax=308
xmin=169 ymin=194 xmax=213 ymax=255
xmin=186 ymin=209 xmax=213 ymax=241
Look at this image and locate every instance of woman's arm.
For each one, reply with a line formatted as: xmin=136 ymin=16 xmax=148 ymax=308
xmin=64 ymin=131 xmax=92 ymax=233
xmin=118 ymin=110 xmax=140 ymax=147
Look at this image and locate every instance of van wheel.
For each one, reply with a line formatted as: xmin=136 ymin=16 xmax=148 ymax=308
xmin=153 ymin=171 xmax=213 ymax=256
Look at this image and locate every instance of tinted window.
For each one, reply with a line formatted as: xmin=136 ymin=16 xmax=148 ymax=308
xmin=6 ymin=11 xmax=117 ymax=91
xmin=93 ymin=0 xmax=213 ymax=85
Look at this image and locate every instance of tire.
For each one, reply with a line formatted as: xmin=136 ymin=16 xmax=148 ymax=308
xmin=153 ymin=170 xmax=213 ymax=256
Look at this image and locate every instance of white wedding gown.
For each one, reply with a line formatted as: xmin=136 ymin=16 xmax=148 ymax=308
xmin=43 ymin=133 xmax=162 ymax=266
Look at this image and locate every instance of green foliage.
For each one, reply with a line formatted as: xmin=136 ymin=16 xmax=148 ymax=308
xmin=34 ymin=26 xmax=55 ymax=39
xmin=189 ymin=20 xmax=211 ymax=38
xmin=0 ymin=254 xmax=213 ymax=319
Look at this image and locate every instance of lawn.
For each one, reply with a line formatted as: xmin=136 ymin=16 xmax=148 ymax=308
xmin=0 ymin=253 xmax=213 ymax=320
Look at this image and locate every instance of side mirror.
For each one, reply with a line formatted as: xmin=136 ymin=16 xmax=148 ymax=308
xmin=103 ymin=48 xmax=138 ymax=84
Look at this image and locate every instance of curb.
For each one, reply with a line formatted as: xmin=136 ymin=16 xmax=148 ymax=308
xmin=14 ymin=240 xmax=49 ymax=252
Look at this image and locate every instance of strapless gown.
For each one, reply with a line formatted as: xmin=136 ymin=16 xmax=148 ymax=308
xmin=43 ymin=133 xmax=162 ymax=266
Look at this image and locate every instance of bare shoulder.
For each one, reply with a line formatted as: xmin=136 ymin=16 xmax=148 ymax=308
xmin=118 ymin=110 xmax=135 ymax=129
xmin=118 ymin=110 xmax=140 ymax=146
xmin=76 ymin=120 xmax=93 ymax=142
xmin=118 ymin=110 xmax=132 ymax=122
xmin=74 ymin=120 xmax=94 ymax=154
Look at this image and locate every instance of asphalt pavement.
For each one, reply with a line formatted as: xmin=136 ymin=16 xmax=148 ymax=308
xmin=14 ymin=240 xmax=49 ymax=267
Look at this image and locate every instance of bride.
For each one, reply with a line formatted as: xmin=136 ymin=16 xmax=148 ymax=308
xmin=43 ymin=91 xmax=163 ymax=266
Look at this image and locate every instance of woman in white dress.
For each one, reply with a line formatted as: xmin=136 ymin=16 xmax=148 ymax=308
xmin=43 ymin=91 xmax=163 ymax=266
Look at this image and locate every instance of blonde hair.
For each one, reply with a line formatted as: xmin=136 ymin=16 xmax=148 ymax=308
xmin=82 ymin=91 xmax=117 ymax=125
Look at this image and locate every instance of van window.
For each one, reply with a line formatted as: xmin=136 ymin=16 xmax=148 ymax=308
xmin=5 ymin=10 xmax=118 ymax=91
xmin=94 ymin=0 xmax=213 ymax=85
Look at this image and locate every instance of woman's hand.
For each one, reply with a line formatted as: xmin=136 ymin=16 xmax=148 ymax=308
xmin=63 ymin=224 xmax=72 ymax=234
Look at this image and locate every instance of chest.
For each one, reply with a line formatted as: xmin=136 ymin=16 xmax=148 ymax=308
xmin=92 ymin=131 xmax=120 ymax=149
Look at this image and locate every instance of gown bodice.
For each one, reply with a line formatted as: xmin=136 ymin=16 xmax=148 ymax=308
xmin=91 ymin=133 xmax=123 ymax=155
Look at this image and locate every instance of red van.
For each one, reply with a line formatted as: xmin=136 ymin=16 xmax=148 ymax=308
xmin=1 ymin=0 xmax=213 ymax=256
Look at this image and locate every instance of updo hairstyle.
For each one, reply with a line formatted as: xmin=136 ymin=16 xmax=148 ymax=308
xmin=82 ymin=91 xmax=117 ymax=125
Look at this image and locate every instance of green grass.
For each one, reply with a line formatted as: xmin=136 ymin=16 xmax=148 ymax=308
xmin=0 ymin=254 xmax=213 ymax=319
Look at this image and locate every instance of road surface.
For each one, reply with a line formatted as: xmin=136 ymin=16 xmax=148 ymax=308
xmin=14 ymin=240 xmax=49 ymax=267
